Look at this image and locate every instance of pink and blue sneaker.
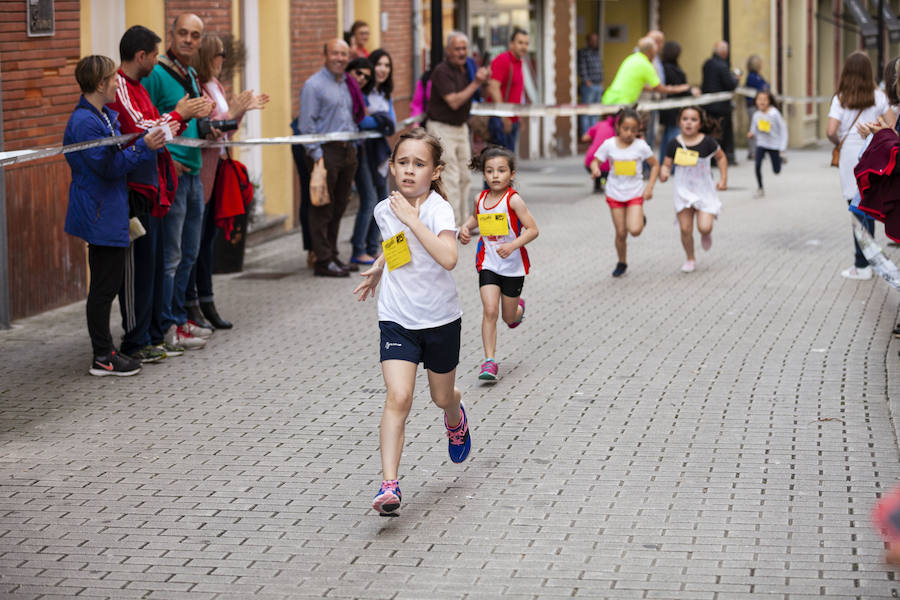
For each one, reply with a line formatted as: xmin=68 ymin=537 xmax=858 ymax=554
xmin=508 ymin=298 xmax=526 ymax=329
xmin=445 ymin=403 xmax=471 ymax=463
xmin=478 ymin=358 xmax=498 ymax=381
xmin=372 ymin=480 xmax=401 ymax=516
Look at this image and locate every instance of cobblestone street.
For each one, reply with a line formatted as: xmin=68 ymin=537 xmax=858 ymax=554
xmin=1 ymin=147 xmax=899 ymax=599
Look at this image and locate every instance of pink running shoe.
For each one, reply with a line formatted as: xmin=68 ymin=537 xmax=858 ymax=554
xmin=372 ymin=480 xmax=401 ymax=516
xmin=681 ymin=260 xmax=696 ymax=273
xmin=508 ymin=298 xmax=526 ymax=329
xmin=701 ymin=232 xmax=712 ymax=251
xmin=478 ymin=359 xmax=498 ymax=381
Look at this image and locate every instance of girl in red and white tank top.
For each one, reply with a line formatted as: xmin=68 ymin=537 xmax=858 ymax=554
xmin=460 ymin=146 xmax=539 ymax=382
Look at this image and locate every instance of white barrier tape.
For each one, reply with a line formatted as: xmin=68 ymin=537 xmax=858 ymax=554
xmin=0 ymin=89 xmax=836 ymax=167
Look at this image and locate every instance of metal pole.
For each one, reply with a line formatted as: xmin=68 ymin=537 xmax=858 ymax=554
xmin=878 ymin=0 xmax=885 ymax=82
xmin=0 ymin=54 xmax=10 ymax=330
xmin=430 ymin=0 xmax=443 ymax=72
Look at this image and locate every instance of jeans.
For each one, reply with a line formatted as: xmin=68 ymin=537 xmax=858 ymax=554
xmin=119 ymin=213 xmax=162 ymax=354
xmin=578 ymin=83 xmax=604 ymax=135
xmin=853 ymin=209 xmax=875 ymax=269
xmin=351 ymin=145 xmax=386 ymax=257
xmin=659 ymin=125 xmax=680 ymax=164
xmin=87 ymin=244 xmax=129 ymax=357
xmin=488 ymin=117 xmax=520 ymax=153
xmin=186 ymin=199 xmax=217 ymax=305
xmin=754 ymin=147 xmax=782 ymax=190
xmin=162 ymin=172 xmax=204 ymax=329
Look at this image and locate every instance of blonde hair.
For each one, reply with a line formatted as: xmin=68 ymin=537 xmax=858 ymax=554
xmin=195 ymin=33 xmax=224 ymax=84
xmin=75 ymin=55 xmax=117 ymax=94
xmin=390 ymin=129 xmax=448 ymax=201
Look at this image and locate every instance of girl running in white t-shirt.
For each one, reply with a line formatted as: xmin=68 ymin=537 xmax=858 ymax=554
xmin=353 ymin=129 xmax=469 ymax=517
xmin=590 ymin=108 xmax=659 ymax=277
xmin=459 ymin=146 xmax=539 ymax=382
xmin=659 ymin=105 xmax=728 ymax=273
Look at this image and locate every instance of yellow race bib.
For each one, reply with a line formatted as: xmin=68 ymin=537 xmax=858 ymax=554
xmin=674 ymin=147 xmax=699 ymax=167
xmin=613 ymin=160 xmax=637 ymax=176
xmin=478 ymin=212 xmax=510 ymax=237
xmin=382 ymin=232 xmax=411 ymax=271
xmin=757 ymin=118 xmax=771 ymax=133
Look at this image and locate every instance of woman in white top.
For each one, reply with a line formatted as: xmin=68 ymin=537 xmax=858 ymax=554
xmin=827 ymin=51 xmax=888 ymax=280
xmin=189 ymin=32 xmax=267 ymax=329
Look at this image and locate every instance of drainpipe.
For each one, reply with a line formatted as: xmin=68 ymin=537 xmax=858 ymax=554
xmin=431 ymin=0 xmax=443 ymax=73
xmin=0 ymin=56 xmax=9 ymax=330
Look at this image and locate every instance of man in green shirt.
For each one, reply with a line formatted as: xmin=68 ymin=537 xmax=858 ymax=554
xmin=602 ymin=37 xmax=692 ymax=105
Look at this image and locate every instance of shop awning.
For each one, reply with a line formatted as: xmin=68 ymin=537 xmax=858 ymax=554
xmin=881 ymin=2 xmax=900 ymax=43
xmin=844 ymin=0 xmax=879 ymax=47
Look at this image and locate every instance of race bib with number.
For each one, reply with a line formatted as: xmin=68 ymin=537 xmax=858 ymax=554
xmin=757 ymin=118 xmax=771 ymax=133
xmin=674 ymin=148 xmax=699 ymax=167
xmin=382 ymin=232 xmax=411 ymax=271
xmin=478 ymin=212 xmax=510 ymax=237
xmin=613 ymin=160 xmax=637 ymax=176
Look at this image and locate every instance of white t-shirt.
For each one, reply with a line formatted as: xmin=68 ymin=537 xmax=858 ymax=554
xmin=829 ymin=89 xmax=888 ymax=199
xmin=593 ymin=137 xmax=653 ymax=201
xmin=374 ymin=191 xmax=462 ymax=330
xmin=828 ymin=89 xmax=889 ymax=147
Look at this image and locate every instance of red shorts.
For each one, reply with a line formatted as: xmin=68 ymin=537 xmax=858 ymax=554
xmin=606 ymin=196 xmax=644 ymax=209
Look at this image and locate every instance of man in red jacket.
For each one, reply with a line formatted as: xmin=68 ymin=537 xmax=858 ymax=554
xmin=108 ymin=24 xmax=212 ymax=362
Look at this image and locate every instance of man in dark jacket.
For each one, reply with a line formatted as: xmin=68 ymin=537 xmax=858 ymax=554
xmin=701 ymin=41 xmax=738 ymax=164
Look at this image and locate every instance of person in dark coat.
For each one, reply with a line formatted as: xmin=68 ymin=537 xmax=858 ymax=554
xmin=658 ymin=41 xmax=692 ymax=163
xmin=701 ymin=41 xmax=738 ymax=164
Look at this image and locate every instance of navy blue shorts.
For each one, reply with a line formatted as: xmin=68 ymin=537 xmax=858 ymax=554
xmin=379 ymin=318 xmax=461 ymax=374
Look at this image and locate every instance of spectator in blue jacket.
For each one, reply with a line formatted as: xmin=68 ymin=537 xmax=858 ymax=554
xmin=64 ymin=55 xmax=167 ymax=377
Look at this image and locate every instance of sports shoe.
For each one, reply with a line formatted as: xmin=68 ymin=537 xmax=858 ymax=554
xmin=701 ymin=232 xmax=712 ymax=251
xmin=681 ymin=259 xmax=696 ymax=273
xmin=166 ymin=324 xmax=206 ymax=350
xmin=372 ymin=480 xmax=402 ymax=516
xmin=753 ymin=188 xmax=765 ymax=199
xmin=478 ymin=359 xmax=498 ymax=381
xmin=508 ymin=298 xmax=526 ymax=329
xmin=612 ymin=262 xmax=627 ymax=277
xmin=130 ymin=345 xmax=166 ymax=364
xmin=89 ymin=350 xmax=141 ymax=377
xmin=893 ymin=323 xmax=900 ymax=338
xmin=445 ymin=403 xmax=471 ymax=463
xmin=154 ymin=341 xmax=184 ymax=358
xmin=184 ymin=320 xmax=213 ymax=338
xmin=841 ymin=265 xmax=873 ymax=280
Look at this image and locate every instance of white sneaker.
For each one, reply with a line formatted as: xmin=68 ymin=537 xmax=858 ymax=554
xmin=753 ymin=188 xmax=765 ymax=199
xmin=681 ymin=259 xmax=696 ymax=273
xmin=841 ymin=265 xmax=873 ymax=280
xmin=184 ymin=320 xmax=213 ymax=338
xmin=165 ymin=324 xmax=207 ymax=350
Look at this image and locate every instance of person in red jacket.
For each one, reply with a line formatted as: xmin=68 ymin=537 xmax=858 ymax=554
xmin=107 ymin=25 xmax=212 ymax=363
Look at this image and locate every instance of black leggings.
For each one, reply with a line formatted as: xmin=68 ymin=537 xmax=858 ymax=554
xmin=755 ymin=147 xmax=782 ymax=189
xmin=87 ymin=244 xmax=129 ymax=357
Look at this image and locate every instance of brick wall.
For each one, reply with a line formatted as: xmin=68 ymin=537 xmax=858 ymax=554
xmin=0 ymin=0 xmax=81 ymax=151
xmin=379 ymin=0 xmax=413 ymax=122
xmin=1 ymin=1 xmax=86 ymax=319
xmin=290 ymin=0 xmax=338 ymax=117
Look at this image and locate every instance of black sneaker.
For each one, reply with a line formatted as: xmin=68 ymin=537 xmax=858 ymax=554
xmin=893 ymin=323 xmax=900 ymax=338
xmin=612 ymin=262 xmax=627 ymax=277
xmin=89 ymin=350 xmax=141 ymax=377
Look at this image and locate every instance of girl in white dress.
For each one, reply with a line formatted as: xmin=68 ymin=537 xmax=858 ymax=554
xmin=659 ymin=106 xmax=727 ymax=273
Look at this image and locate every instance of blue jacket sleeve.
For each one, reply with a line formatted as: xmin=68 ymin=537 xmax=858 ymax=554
xmin=74 ymin=117 xmax=154 ymax=180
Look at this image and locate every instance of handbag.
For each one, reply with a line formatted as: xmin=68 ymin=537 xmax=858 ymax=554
xmin=211 ymin=150 xmax=253 ymax=240
xmin=310 ymin=159 xmax=330 ymax=207
xmin=832 ymin=109 xmax=862 ymax=167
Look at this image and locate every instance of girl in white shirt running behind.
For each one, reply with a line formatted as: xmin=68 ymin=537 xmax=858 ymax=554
xmin=459 ymin=146 xmax=540 ymax=382
xmin=353 ymin=129 xmax=469 ymax=517
xmin=747 ymin=90 xmax=788 ymax=198
xmin=590 ymin=108 xmax=659 ymax=277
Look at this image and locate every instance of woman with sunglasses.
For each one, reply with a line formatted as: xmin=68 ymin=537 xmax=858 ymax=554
xmin=349 ymin=50 xmax=396 ymax=265
xmin=186 ymin=32 xmax=268 ymax=331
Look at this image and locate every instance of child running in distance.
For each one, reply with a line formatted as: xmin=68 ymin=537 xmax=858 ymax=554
xmin=590 ymin=108 xmax=658 ymax=277
xmin=659 ymin=105 xmax=727 ymax=273
xmin=747 ymin=90 xmax=787 ymax=198
xmin=353 ymin=129 xmax=470 ymax=517
xmin=459 ymin=146 xmax=539 ymax=382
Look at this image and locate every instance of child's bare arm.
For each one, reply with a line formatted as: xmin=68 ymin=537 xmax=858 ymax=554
xmin=714 ymin=147 xmax=728 ymax=190
xmin=659 ymin=156 xmax=674 ymax=182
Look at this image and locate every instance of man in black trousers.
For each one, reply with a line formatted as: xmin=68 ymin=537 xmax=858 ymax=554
xmin=701 ymin=40 xmax=739 ymax=165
